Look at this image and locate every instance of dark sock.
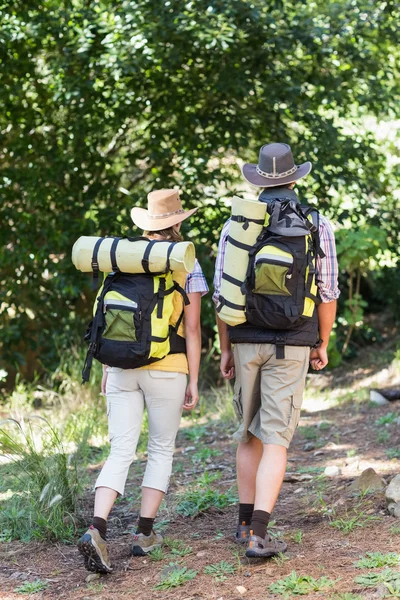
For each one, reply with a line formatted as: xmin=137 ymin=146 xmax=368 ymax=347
xmin=136 ymin=516 xmax=155 ymax=537
xmin=250 ymin=510 xmax=270 ymax=539
xmin=238 ymin=503 xmax=254 ymax=526
xmin=92 ymin=517 xmax=107 ymax=540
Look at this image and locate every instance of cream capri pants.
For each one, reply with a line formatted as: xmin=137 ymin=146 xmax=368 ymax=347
xmin=95 ymin=367 xmax=187 ymax=496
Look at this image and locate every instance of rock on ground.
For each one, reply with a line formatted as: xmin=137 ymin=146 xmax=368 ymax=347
xmin=386 ymin=474 xmax=400 ymax=505
xmin=349 ymin=467 xmax=386 ymax=493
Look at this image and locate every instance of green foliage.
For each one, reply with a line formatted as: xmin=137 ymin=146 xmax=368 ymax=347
xmin=354 ymin=569 xmax=400 ymax=587
xmin=14 ymin=579 xmax=49 ymax=594
xmin=0 ymin=417 xmax=81 ymax=541
xmin=1 ymin=0 xmax=399 ymax=381
xmin=375 ymin=413 xmax=398 ymax=426
xmin=204 ymin=561 xmax=235 ymax=581
xmin=269 ymin=570 xmax=336 ymax=596
xmin=376 ymin=430 xmax=391 ymax=444
xmin=386 ymin=448 xmax=400 ymax=459
xmin=354 ymin=552 xmax=400 ymax=569
xmin=330 ymin=511 xmax=379 ymax=534
xmin=292 ymin=530 xmax=304 ymax=544
xmin=175 ymin=486 xmax=237 ymax=517
xmin=297 ymin=426 xmax=319 ymax=440
xmin=149 ymin=547 xmax=164 ymax=562
xmin=336 ymin=226 xmax=389 ymax=354
xmin=181 ymin=424 xmax=208 ymax=442
xmin=155 ymin=564 xmax=197 ymax=590
xmin=191 ymin=447 xmax=222 ymax=464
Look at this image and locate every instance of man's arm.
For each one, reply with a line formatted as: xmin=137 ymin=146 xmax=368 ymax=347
xmin=310 ymin=300 xmax=337 ymax=370
xmin=216 ymin=313 xmax=235 ymax=379
xmin=312 ymin=216 xmax=340 ymax=370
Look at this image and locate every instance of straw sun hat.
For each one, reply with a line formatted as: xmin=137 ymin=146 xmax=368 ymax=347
xmin=131 ymin=189 xmax=198 ymax=232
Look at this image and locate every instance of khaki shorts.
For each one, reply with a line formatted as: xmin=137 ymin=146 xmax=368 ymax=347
xmin=233 ymin=343 xmax=310 ymax=448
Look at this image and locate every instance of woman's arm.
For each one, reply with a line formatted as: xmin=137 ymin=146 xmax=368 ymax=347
xmin=183 ymin=291 xmax=201 ymax=410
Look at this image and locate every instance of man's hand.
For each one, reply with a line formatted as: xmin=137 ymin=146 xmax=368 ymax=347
xmin=183 ymin=380 xmax=199 ymax=410
xmin=220 ymin=350 xmax=235 ymax=379
xmin=310 ymin=347 xmax=328 ymax=370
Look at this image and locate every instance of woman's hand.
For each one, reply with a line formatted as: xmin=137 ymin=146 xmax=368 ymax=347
xmin=183 ymin=380 xmax=199 ymax=410
xmin=101 ymin=366 xmax=108 ymax=395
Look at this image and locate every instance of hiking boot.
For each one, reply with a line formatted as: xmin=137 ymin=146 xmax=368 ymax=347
xmin=245 ymin=531 xmax=287 ymax=558
xmin=131 ymin=530 xmax=163 ymax=556
xmin=77 ymin=526 xmax=112 ymax=573
xmin=235 ymin=522 xmax=251 ymax=544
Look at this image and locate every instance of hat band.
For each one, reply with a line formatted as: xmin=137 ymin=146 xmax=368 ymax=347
xmin=148 ymin=208 xmax=185 ymax=219
xmin=256 ymin=164 xmax=298 ymax=179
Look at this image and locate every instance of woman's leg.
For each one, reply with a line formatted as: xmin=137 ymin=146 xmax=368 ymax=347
xmin=78 ymin=368 xmax=144 ymax=571
xmin=94 ymin=368 xmax=144 ymax=508
xmin=131 ymin=370 xmax=186 ymax=554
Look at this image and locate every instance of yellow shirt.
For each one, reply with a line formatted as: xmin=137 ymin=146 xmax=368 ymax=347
xmin=140 ymin=353 xmax=188 ymax=374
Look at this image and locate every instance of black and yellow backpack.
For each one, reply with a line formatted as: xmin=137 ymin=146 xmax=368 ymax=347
xmin=242 ymin=193 xmax=324 ymax=333
xmin=81 ymin=240 xmax=189 ymax=383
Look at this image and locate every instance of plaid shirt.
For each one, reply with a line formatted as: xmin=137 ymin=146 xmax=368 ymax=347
xmin=213 ymin=216 xmax=340 ymax=305
xmin=186 ymin=259 xmax=209 ymax=296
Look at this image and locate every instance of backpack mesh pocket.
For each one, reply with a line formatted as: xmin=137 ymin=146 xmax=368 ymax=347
xmin=103 ymin=298 xmax=139 ymax=342
xmin=253 ymin=245 xmax=293 ymax=296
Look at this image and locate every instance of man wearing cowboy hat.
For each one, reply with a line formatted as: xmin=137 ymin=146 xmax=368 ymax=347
xmin=213 ymin=143 xmax=340 ymax=557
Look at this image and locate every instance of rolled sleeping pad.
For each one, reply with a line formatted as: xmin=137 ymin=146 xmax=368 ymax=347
xmin=72 ymin=236 xmax=196 ymax=275
xmin=217 ymin=196 xmax=266 ymax=326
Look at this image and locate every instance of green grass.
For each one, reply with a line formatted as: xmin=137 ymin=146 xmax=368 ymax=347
xmin=354 ymin=568 xmax=400 ymax=587
xmin=149 ymin=547 xmax=164 ymax=561
xmin=390 ymin=525 xmax=400 ymax=535
xmin=269 ymin=571 xmax=336 ymax=597
xmin=204 ymin=560 xmax=235 ymax=581
xmin=330 ymin=511 xmax=380 ymax=534
xmin=180 ymin=424 xmax=208 ymax=442
xmin=386 ymin=447 xmax=400 ymax=459
xmin=155 ymin=564 xmax=197 ymax=590
xmin=175 ymin=486 xmax=237 ymax=517
xmin=376 ymin=430 xmax=391 ymax=444
xmin=14 ymin=579 xmax=49 ymax=594
xmin=292 ymin=530 xmax=303 ymax=544
xmin=354 ymin=552 xmax=400 ymax=569
xmin=163 ymin=537 xmax=193 ymax=557
xmin=196 ymin=471 xmax=221 ymax=486
xmin=191 ymin=447 xmax=222 ymax=463
xmin=297 ymin=426 xmax=319 ymax=440
xmin=375 ymin=412 xmax=398 ymax=426
xmin=0 ymin=417 xmax=81 ymax=542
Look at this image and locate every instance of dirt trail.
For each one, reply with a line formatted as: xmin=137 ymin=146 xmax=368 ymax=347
xmin=1 ymin=371 xmax=400 ymax=599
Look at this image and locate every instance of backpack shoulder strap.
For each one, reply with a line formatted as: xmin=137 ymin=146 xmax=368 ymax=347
xmin=300 ymin=205 xmax=325 ymax=258
xmin=82 ymin=273 xmax=116 ymax=383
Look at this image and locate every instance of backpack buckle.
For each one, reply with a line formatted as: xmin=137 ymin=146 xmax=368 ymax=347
xmin=88 ymin=342 xmax=97 ymax=353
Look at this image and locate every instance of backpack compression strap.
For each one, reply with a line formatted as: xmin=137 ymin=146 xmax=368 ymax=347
xmin=141 ymin=239 xmax=177 ymax=275
xmin=91 ymin=237 xmax=104 ymax=289
xmin=231 ymin=214 xmax=265 ymax=231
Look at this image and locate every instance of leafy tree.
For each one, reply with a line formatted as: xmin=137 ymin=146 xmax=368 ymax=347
xmin=0 ymin=0 xmax=399 ymax=383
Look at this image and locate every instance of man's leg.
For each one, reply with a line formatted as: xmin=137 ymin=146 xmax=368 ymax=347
xmin=237 ymin=435 xmax=263 ymax=504
xmin=254 ymin=444 xmax=287 ymax=513
xmin=245 ymin=345 xmax=310 ymax=556
xmin=232 ymin=344 xmax=262 ymax=540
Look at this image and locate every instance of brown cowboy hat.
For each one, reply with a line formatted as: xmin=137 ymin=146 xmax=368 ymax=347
xmin=241 ymin=142 xmax=312 ymax=188
xmin=131 ymin=189 xmax=198 ymax=231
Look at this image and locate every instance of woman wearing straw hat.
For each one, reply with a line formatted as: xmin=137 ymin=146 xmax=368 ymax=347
xmin=78 ymin=189 xmax=208 ymax=573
